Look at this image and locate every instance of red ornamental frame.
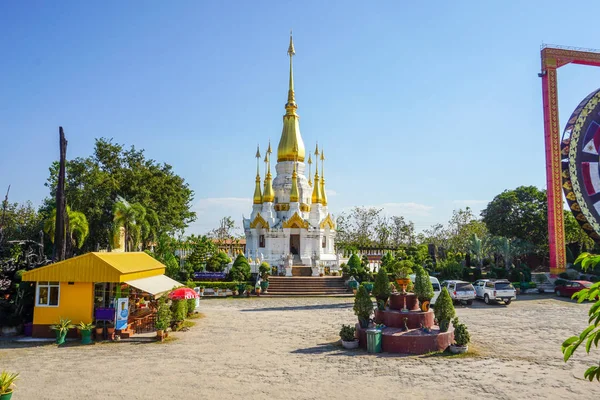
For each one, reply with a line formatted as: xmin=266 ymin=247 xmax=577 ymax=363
xmin=541 ymin=45 xmax=600 ymax=274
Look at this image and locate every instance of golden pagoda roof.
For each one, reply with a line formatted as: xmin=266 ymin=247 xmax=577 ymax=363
xmin=277 ymin=32 xmax=306 ymax=162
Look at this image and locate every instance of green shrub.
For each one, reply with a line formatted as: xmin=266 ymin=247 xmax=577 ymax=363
xmin=434 ymin=287 xmax=455 ymax=332
xmin=473 ymin=268 xmax=483 ymax=281
xmin=389 ymin=259 xmax=414 ymax=279
xmin=155 ymin=296 xmax=171 ymax=331
xmin=353 ymin=285 xmax=373 ymax=328
xmin=206 ymin=251 xmax=231 ymax=272
xmin=186 ymin=298 xmax=196 ymax=316
xmin=372 ymin=267 xmax=391 ymax=301
xmin=462 ymin=267 xmax=471 ymax=282
xmin=229 ymin=254 xmax=251 ymax=281
xmin=347 ymin=254 xmax=366 ymax=281
xmin=436 ymin=260 xmax=463 ymax=281
xmin=171 ymin=299 xmax=188 ymax=324
xmin=414 ymin=265 xmax=434 ymax=302
xmin=452 ymin=317 xmax=470 ymax=346
xmin=339 ymin=324 xmax=356 ymax=341
xmin=259 ymin=261 xmax=270 ymax=280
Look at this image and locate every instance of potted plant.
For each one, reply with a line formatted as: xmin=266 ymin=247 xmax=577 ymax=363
xmin=0 ymin=371 xmax=18 ymax=400
xmin=414 ymin=265 xmax=435 ymax=311
xmin=255 ymin=285 xmax=262 ymax=296
xmin=95 ymin=325 xmax=104 ymax=340
xmin=363 ymin=281 xmax=374 ymax=293
xmin=106 ymin=323 xmax=115 ymax=340
xmin=449 ymin=317 xmax=470 ymax=354
xmin=78 ymin=322 xmax=95 ymax=345
xmin=50 ymin=318 xmax=75 ymax=345
xmin=155 ymin=296 xmax=171 ymax=341
xmin=339 ymin=325 xmax=358 ymax=349
xmin=393 ymin=260 xmax=413 ymax=293
xmin=372 ymin=267 xmax=391 ymax=311
xmin=237 ymin=282 xmax=246 ymax=294
xmin=245 ymin=285 xmax=253 ymax=297
xmin=434 ymin=287 xmax=456 ymax=332
xmin=353 ymin=285 xmax=373 ymax=328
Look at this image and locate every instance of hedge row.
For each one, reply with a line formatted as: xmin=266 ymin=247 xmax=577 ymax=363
xmin=186 ymin=281 xmax=253 ymax=290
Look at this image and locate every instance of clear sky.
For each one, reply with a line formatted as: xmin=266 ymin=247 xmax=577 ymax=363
xmin=3 ymin=1 xmax=600 ymax=235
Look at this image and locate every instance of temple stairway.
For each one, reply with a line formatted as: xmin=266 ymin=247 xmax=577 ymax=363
xmin=265 ymin=276 xmax=350 ymax=296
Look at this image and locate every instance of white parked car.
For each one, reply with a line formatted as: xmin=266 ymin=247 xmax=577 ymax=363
xmin=441 ymin=280 xmax=476 ymax=305
xmin=473 ymin=279 xmax=517 ymax=305
xmin=409 ymin=274 xmax=442 ymax=305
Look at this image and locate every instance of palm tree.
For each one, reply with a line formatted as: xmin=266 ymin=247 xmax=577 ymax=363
xmin=112 ymin=201 xmax=147 ymax=252
xmin=44 ymin=206 xmax=89 ymax=250
xmin=140 ymin=208 xmax=159 ymax=250
xmin=468 ymin=233 xmax=483 ymax=268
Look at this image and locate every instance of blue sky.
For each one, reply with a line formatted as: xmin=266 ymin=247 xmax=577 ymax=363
xmin=3 ymin=1 xmax=600 ymax=235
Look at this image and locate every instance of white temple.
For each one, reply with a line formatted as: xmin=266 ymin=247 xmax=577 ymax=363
xmin=243 ymin=34 xmax=337 ymax=276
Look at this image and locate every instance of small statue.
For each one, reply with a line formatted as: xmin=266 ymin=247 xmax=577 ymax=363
xmin=402 ymin=317 xmax=409 ymax=332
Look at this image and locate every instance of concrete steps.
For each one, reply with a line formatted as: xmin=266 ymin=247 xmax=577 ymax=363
xmin=265 ymin=276 xmax=350 ymax=296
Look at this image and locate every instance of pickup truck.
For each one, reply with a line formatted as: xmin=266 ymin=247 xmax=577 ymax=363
xmin=473 ymin=279 xmax=517 ymax=305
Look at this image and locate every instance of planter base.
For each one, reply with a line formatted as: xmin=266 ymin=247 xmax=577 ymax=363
xmin=342 ymin=339 xmax=359 ymax=349
xmin=449 ymin=344 xmax=468 ymax=354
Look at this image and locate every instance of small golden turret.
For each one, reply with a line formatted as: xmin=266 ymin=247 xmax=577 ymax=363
xmin=289 ymin=147 xmax=299 ymax=203
xmin=320 ymin=149 xmax=327 ymax=206
xmin=263 ymin=142 xmax=275 ymax=202
xmin=307 ymin=154 xmax=313 ymax=187
xmin=311 ymin=146 xmax=323 ymax=204
xmin=253 ymin=145 xmax=263 ymax=204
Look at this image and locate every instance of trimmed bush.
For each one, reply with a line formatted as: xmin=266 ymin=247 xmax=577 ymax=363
xmin=259 ymin=261 xmax=270 ymax=279
xmin=434 ymin=287 xmax=455 ymax=332
xmin=353 ymin=285 xmax=373 ymax=328
xmin=186 ymin=298 xmax=196 ymax=316
xmin=229 ymin=254 xmax=251 ymax=281
xmin=339 ymin=325 xmax=356 ymax=341
xmin=155 ymin=296 xmax=172 ymax=331
xmin=372 ymin=267 xmax=391 ymax=302
xmin=452 ymin=317 xmax=470 ymax=346
xmin=171 ymin=299 xmax=188 ymax=324
xmin=414 ymin=265 xmax=434 ymax=302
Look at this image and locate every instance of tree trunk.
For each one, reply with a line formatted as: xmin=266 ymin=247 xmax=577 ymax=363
xmin=54 ymin=127 xmax=68 ymax=261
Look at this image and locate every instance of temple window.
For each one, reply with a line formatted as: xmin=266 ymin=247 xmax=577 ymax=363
xmin=259 ymin=235 xmax=265 ymax=248
xmin=322 ymin=236 xmax=326 ymax=248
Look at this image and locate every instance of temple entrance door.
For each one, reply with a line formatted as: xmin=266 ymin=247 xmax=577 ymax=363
xmin=290 ymin=234 xmax=300 ymax=255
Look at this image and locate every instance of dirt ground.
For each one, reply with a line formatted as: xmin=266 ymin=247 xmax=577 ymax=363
xmin=1 ymin=294 xmax=600 ymax=400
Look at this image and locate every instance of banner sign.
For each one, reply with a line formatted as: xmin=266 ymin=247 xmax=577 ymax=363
xmin=193 ymin=272 xmax=226 ymax=280
xmin=116 ymin=298 xmax=129 ymax=330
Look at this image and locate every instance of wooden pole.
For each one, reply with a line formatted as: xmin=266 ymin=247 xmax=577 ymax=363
xmin=54 ymin=127 xmax=68 ymax=261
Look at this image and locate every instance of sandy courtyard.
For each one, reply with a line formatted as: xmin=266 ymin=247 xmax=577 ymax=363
xmin=2 ymin=294 xmax=600 ymax=400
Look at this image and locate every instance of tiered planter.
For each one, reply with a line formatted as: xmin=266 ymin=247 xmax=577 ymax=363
xmin=358 ymin=292 xmax=454 ymax=355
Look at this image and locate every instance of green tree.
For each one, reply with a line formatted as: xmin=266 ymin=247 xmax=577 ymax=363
xmin=380 ymin=251 xmax=395 ymax=269
xmin=564 ymin=211 xmax=595 ymax=255
xmin=43 ymin=206 xmax=89 ymax=250
xmin=44 ymin=138 xmax=196 ymax=251
xmin=0 ymin=201 xmax=43 ymax=246
xmin=206 ymin=251 xmax=232 ymax=272
xmin=186 ymin=235 xmax=217 ymax=271
xmin=481 ymin=186 xmax=547 ymax=251
xmin=112 ymin=201 xmax=147 ymax=252
xmin=229 ymin=254 xmax=251 ymax=281
xmin=562 ymin=252 xmax=600 ymax=381
xmin=209 ymin=216 xmax=236 ymax=245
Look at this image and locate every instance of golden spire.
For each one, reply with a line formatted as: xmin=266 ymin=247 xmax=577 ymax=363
xmin=263 ymin=145 xmax=275 ymax=202
xmin=307 ymin=154 xmax=313 ymax=186
xmin=320 ymin=149 xmax=327 ymax=206
xmin=253 ymin=145 xmax=263 ymax=204
xmin=290 ymin=144 xmax=299 ymax=203
xmin=314 ymin=142 xmax=319 ymax=157
xmin=277 ymin=31 xmax=306 ymax=162
xmin=311 ymin=168 xmax=322 ymax=205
